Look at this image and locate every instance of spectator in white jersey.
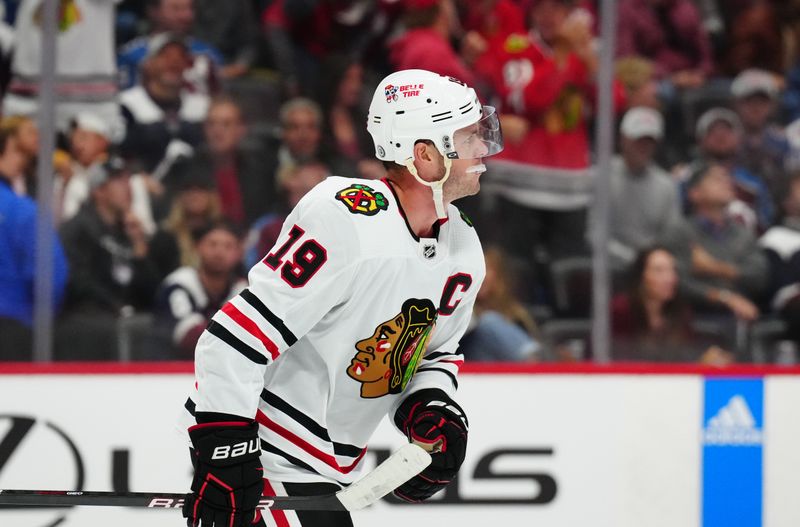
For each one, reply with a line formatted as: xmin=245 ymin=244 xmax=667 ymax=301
xmin=4 ymin=0 xmax=123 ymax=134
xmin=154 ymin=221 xmax=246 ymax=358
xmin=119 ymin=34 xmax=209 ymax=172
xmin=181 ymin=69 xmax=504 ymax=527
xmin=117 ymin=0 xmax=223 ymax=93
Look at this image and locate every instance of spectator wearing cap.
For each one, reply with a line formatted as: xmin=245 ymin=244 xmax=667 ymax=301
xmin=665 ymin=162 xmax=768 ymax=323
xmin=616 ymin=0 xmax=714 ymax=88
xmin=169 ymin=96 xmax=273 ymax=229
xmin=4 ymin=0 xmax=123 ymax=134
xmin=56 ymin=113 xmax=112 ymax=222
xmin=59 ymin=158 xmax=175 ymax=318
xmin=388 ymin=0 xmax=478 ymax=88
xmin=685 ymin=107 xmax=775 ymax=233
xmin=153 ymin=221 xmax=246 ymax=358
xmin=119 ymin=34 xmax=209 ymax=173
xmin=117 ymin=0 xmax=223 ymax=93
xmin=56 ymin=113 xmax=158 ymax=236
xmin=602 ymin=107 xmax=682 ymax=269
xmin=731 ymin=69 xmax=789 ymax=205
xmin=0 ymin=126 xmax=68 ymax=361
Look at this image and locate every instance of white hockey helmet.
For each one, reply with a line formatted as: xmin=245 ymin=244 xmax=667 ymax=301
xmin=367 ymin=69 xmax=503 ymax=164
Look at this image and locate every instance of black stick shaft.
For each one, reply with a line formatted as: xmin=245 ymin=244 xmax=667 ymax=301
xmin=0 ymin=490 xmax=345 ymax=511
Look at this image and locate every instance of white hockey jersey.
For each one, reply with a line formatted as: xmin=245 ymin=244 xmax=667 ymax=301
xmin=186 ymin=176 xmax=485 ymax=486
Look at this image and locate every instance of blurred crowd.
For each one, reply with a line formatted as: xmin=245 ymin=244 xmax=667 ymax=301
xmin=2 ymin=0 xmax=800 ymax=365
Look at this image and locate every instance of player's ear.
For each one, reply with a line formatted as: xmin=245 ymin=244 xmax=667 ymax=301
xmin=413 ymin=140 xmax=439 ymax=163
xmin=412 ymin=141 xmax=427 ymax=163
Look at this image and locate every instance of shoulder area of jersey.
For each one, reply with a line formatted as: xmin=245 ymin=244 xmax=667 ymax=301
xmin=454 ymin=206 xmax=476 ymax=229
xmin=300 ymin=176 xmax=394 ymax=219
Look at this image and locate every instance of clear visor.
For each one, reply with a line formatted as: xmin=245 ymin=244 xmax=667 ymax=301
xmin=452 ymin=106 xmax=504 ymax=160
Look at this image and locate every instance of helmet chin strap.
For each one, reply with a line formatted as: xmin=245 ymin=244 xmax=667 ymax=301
xmin=404 ymin=157 xmax=452 ymax=220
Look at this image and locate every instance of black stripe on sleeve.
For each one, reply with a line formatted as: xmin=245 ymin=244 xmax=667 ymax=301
xmin=206 ymin=320 xmax=269 ymax=365
xmin=184 ymin=398 xmax=196 ymax=416
xmin=415 ymin=367 xmax=459 ymax=390
xmin=240 ymin=289 xmax=298 ymax=346
xmin=261 ymin=390 xmax=363 ymax=458
xmin=424 ymin=351 xmax=461 ymax=361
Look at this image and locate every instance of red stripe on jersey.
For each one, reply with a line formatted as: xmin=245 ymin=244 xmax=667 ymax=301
xmin=439 ymin=359 xmax=464 ymax=367
xmin=221 ymin=302 xmax=280 ymax=360
xmin=256 ymin=411 xmax=367 ymax=474
xmin=262 ymin=480 xmax=290 ymax=527
xmin=188 ymin=421 xmax=251 ymax=432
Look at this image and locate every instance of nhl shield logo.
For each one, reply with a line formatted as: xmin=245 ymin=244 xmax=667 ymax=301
xmin=422 ymin=243 xmax=436 ymax=259
xmin=335 ymin=184 xmax=389 ymax=216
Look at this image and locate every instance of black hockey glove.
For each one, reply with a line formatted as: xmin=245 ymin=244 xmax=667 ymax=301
xmin=183 ymin=420 xmax=264 ymax=527
xmin=393 ymin=389 xmax=469 ymax=502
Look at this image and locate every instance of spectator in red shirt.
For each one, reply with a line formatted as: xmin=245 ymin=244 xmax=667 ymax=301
xmin=262 ymin=0 xmax=394 ymax=97
xmin=388 ymin=0 xmax=478 ymax=88
xmin=473 ymin=0 xmax=625 ymax=262
xmin=461 ymin=0 xmax=527 ymax=41
xmin=475 ymin=0 xmax=625 ymax=169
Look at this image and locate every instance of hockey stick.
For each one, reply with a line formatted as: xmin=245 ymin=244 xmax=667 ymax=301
xmin=0 ymin=443 xmax=431 ymax=512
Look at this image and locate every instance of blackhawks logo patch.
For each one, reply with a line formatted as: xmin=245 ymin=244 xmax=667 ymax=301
xmin=335 ymin=184 xmax=389 ymax=216
xmin=347 ymin=298 xmax=437 ymax=399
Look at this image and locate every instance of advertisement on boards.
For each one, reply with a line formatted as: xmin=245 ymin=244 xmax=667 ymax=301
xmin=0 ymin=368 xmax=797 ymax=527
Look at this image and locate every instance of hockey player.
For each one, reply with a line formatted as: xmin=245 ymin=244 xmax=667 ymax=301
xmin=182 ymin=69 xmax=503 ymax=526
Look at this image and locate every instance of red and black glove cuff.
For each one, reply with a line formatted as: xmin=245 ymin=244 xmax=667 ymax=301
xmin=393 ymin=389 xmax=469 ymax=502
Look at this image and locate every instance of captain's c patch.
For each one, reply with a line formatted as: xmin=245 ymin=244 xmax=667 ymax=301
xmin=335 ymin=184 xmax=389 ymax=216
